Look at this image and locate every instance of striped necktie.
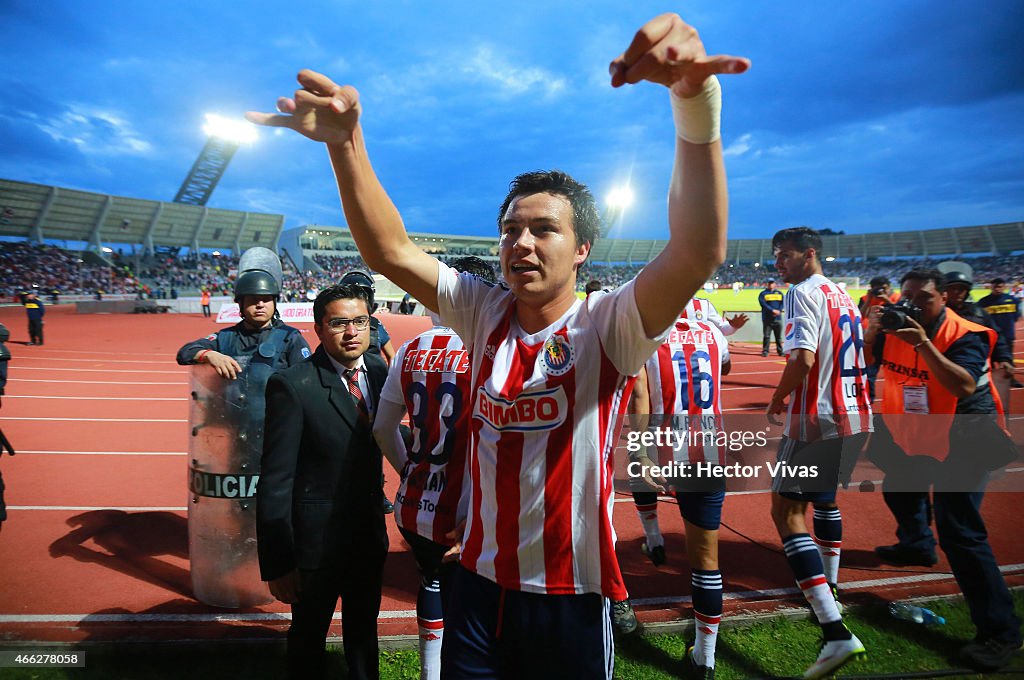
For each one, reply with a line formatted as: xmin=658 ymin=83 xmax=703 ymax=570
xmin=344 ymin=367 xmax=369 ymax=425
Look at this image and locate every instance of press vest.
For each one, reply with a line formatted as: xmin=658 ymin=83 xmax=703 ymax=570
xmin=880 ymin=308 xmax=1003 ymax=459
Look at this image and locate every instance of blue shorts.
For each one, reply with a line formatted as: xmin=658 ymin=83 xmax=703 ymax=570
xmin=441 ymin=565 xmax=613 ymax=679
xmin=772 ymin=434 xmax=867 ymax=504
xmin=675 ymin=488 xmax=726 ymax=530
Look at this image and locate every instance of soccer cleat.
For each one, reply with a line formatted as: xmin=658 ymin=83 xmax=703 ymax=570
xmin=960 ymin=637 xmax=1023 ymax=670
xmin=382 ymin=495 xmax=394 ymax=514
xmin=803 ymin=634 xmax=865 ymax=679
xmin=684 ymin=645 xmax=715 ymax=680
xmin=611 ymin=599 xmax=639 ymax=635
xmin=761 ymin=350 xmax=769 ymax=357
xmin=642 ymin=542 xmax=667 ymax=566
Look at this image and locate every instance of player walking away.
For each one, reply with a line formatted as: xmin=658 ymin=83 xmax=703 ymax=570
xmin=766 ymin=227 xmax=872 ymax=678
xmin=373 ymin=256 xmax=496 ymax=680
xmin=248 ymin=13 xmax=748 ymax=678
xmin=629 ymin=316 xmax=731 ymax=679
xmin=680 ymin=297 xmax=748 ymax=340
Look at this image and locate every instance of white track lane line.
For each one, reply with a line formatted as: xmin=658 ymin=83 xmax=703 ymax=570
xmin=8 ymin=506 xmax=186 ymax=511
xmin=0 ymin=417 xmax=186 ymax=422
xmin=6 ymin=395 xmax=187 ymax=401
xmin=19 ymin=356 xmax=185 ymax=365
xmin=4 ymin=564 xmax=1021 ymax=623
xmin=10 ymin=378 xmax=186 ymax=385
xmin=16 ymin=450 xmax=187 ymax=455
xmin=14 ymin=366 xmax=186 ymax=375
xmin=630 ymin=563 xmax=1024 ymax=607
xmin=16 ymin=348 xmax=173 ymax=358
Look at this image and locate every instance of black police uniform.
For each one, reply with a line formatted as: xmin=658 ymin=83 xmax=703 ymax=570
xmin=176 ymin=318 xmax=309 ymax=371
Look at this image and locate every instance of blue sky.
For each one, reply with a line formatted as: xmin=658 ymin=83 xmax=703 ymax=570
xmin=1 ymin=0 xmax=1022 ymax=241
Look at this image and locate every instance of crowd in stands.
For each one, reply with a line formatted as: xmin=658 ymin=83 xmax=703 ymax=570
xmin=577 ymin=255 xmax=1024 ymax=292
xmin=138 ymin=251 xmax=240 ymax=299
xmin=1 ymin=242 xmax=137 ymax=299
xmin=5 ymin=240 xmax=1024 ymax=304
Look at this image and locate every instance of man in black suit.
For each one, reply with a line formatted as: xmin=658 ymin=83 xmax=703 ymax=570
xmin=257 ymin=283 xmax=389 ymax=679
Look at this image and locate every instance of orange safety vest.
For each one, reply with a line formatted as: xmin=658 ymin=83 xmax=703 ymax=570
xmin=200 ymin=291 xmax=210 ymax=305
xmin=878 ymin=308 xmax=1004 ymax=459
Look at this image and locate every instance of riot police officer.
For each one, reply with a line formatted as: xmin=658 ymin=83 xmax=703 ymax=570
xmin=176 ymin=250 xmax=311 ymax=607
xmin=177 ymin=269 xmax=310 ymax=374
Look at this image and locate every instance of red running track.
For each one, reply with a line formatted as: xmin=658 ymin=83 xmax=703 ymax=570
xmin=0 ymin=304 xmax=1021 ymax=644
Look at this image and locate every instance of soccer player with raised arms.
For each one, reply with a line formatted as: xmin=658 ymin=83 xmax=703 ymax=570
xmin=249 ymin=13 xmax=749 ymax=678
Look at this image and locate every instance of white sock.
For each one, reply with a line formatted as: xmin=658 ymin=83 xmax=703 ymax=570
xmin=417 ymin=617 xmax=443 ymax=680
xmin=692 ymin=611 xmax=721 ymax=668
xmin=636 ymin=502 xmax=664 ymax=549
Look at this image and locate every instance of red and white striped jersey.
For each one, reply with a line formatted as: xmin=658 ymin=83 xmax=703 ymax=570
xmin=782 ymin=274 xmax=872 ymax=441
xmin=380 ymin=326 xmax=472 ymax=544
xmin=680 ymin=298 xmax=734 ymax=336
xmin=646 ymin=319 xmax=729 ymax=465
xmin=437 ymin=263 xmax=666 ymax=600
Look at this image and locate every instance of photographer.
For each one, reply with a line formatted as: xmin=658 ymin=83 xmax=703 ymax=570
xmin=864 ymin=268 xmax=1022 ymax=671
xmin=859 ymin=276 xmax=898 ymax=400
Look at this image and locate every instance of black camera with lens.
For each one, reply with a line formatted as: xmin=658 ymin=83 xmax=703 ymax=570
xmin=879 ymin=299 xmax=923 ymax=330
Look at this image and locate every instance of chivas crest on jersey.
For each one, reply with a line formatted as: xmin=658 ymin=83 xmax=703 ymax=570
xmin=542 ymin=335 xmax=574 ymax=376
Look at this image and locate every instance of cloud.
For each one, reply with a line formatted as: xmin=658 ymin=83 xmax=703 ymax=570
xmin=723 ymin=133 xmax=754 ymax=157
xmin=35 ymin=105 xmax=153 ymax=156
xmin=462 ymin=46 xmax=566 ymax=98
xmin=271 ymin=32 xmax=325 ymax=55
xmin=361 ymin=42 xmax=567 ymax=111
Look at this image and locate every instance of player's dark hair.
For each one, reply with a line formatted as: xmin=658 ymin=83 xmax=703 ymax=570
xmin=450 ymin=256 xmax=497 ymax=284
xmin=991 ymin=277 xmax=1005 ymax=286
xmin=313 ymin=284 xmax=371 ymax=325
xmin=869 ymin=276 xmax=889 ymax=288
xmin=497 ymin=170 xmax=600 ymax=254
xmin=584 ymin=279 xmax=603 ymax=296
xmin=900 ymin=268 xmax=946 ymax=293
xmin=771 ymin=226 xmax=823 ymax=256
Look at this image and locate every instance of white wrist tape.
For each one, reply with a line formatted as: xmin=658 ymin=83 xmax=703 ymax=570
xmin=670 ymin=75 xmax=722 ymax=144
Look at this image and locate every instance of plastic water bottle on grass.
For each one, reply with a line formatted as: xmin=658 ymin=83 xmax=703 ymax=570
xmin=888 ymin=602 xmax=946 ymax=625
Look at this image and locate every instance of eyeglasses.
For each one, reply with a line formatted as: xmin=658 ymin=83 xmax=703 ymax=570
xmin=325 ymin=316 xmax=370 ymax=332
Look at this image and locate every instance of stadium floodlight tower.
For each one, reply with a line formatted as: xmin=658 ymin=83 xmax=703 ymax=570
xmin=173 ymin=114 xmax=258 ymax=207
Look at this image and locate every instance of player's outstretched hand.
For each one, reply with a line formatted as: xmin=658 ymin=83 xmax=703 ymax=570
xmin=727 ymin=313 xmax=749 ymax=330
xmin=246 ymin=69 xmax=361 ymax=145
xmin=609 ymin=13 xmax=749 ymax=97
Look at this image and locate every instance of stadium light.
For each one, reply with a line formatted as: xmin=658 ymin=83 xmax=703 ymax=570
xmin=173 ymin=114 xmax=258 ymax=208
xmin=202 ymin=114 xmax=258 ymax=145
xmin=605 ymin=185 xmax=635 ymax=210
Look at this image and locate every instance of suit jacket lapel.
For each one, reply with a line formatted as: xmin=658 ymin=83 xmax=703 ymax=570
xmin=314 ymin=347 xmax=357 ymax=429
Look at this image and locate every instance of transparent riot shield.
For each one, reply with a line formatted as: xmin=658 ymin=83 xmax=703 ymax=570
xmin=188 ymin=359 xmax=272 ymax=608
